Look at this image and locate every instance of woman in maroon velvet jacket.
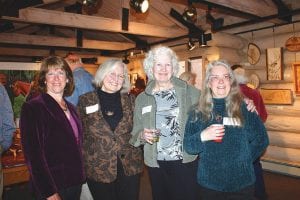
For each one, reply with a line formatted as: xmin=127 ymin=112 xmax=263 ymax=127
xmin=20 ymin=56 xmax=85 ymax=200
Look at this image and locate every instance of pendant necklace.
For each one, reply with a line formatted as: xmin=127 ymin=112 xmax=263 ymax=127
xmin=105 ymin=110 xmax=114 ymax=116
xmin=212 ymin=112 xmax=223 ymax=123
xmin=61 ymin=101 xmax=68 ymax=112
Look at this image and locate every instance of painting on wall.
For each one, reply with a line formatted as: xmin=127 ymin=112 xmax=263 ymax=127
xmin=293 ymin=63 xmax=300 ymax=96
xmin=0 ymin=62 xmax=39 ymax=121
xmin=266 ymin=47 xmax=283 ymax=80
xmin=260 ymin=88 xmax=293 ymax=105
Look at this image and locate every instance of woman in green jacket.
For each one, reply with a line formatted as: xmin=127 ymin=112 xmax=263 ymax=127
xmin=130 ymin=46 xmax=201 ymax=200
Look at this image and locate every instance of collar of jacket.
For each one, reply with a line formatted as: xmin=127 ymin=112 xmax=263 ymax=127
xmin=144 ymin=76 xmax=187 ymax=95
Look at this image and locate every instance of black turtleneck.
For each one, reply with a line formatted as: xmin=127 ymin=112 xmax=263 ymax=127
xmin=97 ymin=89 xmax=123 ymax=131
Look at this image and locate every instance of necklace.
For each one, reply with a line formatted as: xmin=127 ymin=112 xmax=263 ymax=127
xmin=212 ymin=112 xmax=223 ymax=123
xmin=61 ymin=101 xmax=68 ymax=112
xmin=104 ymin=110 xmax=114 ymax=116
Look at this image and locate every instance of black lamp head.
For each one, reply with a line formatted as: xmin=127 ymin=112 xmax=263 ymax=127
xmin=123 ymin=56 xmax=130 ymax=64
xmin=130 ymin=0 xmax=149 ymax=13
xmin=199 ymin=34 xmax=207 ymax=47
xmin=182 ymin=5 xmax=197 ymax=24
xmin=82 ymin=0 xmax=99 ymax=7
xmin=187 ymin=39 xmax=196 ymax=51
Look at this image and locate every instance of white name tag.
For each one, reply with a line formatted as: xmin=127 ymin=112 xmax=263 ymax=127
xmin=142 ymin=105 xmax=152 ymax=114
xmin=85 ymin=104 xmax=99 ymax=114
xmin=223 ymin=117 xmax=241 ymax=126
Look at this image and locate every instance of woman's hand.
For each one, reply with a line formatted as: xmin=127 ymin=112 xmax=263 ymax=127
xmin=141 ymin=128 xmax=160 ymax=144
xmin=244 ymin=98 xmax=258 ymax=113
xmin=47 ymin=193 xmax=61 ymax=200
xmin=200 ymin=124 xmax=225 ymax=142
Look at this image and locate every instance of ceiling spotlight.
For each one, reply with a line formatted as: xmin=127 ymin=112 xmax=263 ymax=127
xmin=182 ymin=4 xmax=197 ymax=23
xmin=130 ymin=0 xmax=149 ymax=13
xmin=187 ymin=39 xmax=196 ymax=51
xmin=82 ymin=0 xmax=98 ymax=7
xmin=123 ymin=55 xmax=130 ymax=64
xmin=199 ymin=34 xmax=207 ymax=47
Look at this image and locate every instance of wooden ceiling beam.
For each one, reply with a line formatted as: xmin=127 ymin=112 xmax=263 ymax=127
xmin=0 ymin=47 xmax=50 ymax=57
xmin=196 ymin=0 xmax=277 ymax=17
xmin=150 ymin=0 xmax=188 ymax=30
xmin=193 ymin=0 xmax=288 ymax=25
xmin=17 ymin=7 xmax=186 ymax=38
xmin=0 ymin=33 xmax=135 ymax=50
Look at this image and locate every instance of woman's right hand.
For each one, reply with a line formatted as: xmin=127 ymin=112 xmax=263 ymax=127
xmin=200 ymin=124 xmax=225 ymax=142
xmin=141 ymin=128 xmax=160 ymax=144
xmin=47 ymin=193 xmax=61 ymax=200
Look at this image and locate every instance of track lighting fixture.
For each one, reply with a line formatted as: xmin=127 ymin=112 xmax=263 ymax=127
xmin=199 ymin=34 xmax=207 ymax=47
xmin=123 ymin=54 xmax=130 ymax=64
xmin=187 ymin=39 xmax=196 ymax=51
xmin=82 ymin=0 xmax=98 ymax=7
xmin=199 ymin=33 xmax=212 ymax=47
xmin=182 ymin=4 xmax=197 ymax=24
xmin=130 ymin=0 xmax=149 ymax=13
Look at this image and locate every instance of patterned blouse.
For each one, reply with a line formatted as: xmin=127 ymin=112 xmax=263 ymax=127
xmin=153 ymin=88 xmax=182 ymax=161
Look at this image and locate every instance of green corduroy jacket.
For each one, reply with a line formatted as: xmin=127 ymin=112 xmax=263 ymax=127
xmin=129 ymin=76 xmax=200 ymax=167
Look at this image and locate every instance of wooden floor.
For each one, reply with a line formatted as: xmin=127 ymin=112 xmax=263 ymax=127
xmin=3 ymin=169 xmax=300 ymax=200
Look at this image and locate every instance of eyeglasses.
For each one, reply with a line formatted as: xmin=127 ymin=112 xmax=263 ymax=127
xmin=108 ymin=72 xmax=125 ymax=81
xmin=209 ymin=74 xmax=231 ymax=82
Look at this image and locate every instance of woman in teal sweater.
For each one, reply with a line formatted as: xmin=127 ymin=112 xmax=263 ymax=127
xmin=183 ymin=60 xmax=269 ymax=200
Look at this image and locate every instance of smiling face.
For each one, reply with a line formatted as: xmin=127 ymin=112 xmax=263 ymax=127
xmin=208 ymin=65 xmax=232 ymax=98
xmin=152 ymin=53 xmax=173 ymax=85
xmin=101 ymin=63 xmax=125 ymax=93
xmin=45 ymin=67 xmax=68 ymax=96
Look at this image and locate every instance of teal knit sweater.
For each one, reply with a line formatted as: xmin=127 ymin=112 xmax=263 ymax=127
xmin=183 ymin=98 xmax=269 ymax=192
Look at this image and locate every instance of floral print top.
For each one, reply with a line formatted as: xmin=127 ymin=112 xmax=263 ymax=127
xmin=154 ymin=88 xmax=182 ymax=161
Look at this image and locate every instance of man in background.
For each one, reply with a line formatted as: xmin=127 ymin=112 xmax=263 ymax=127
xmin=0 ymin=84 xmax=15 ymax=199
xmin=179 ymin=71 xmax=196 ymax=86
xmin=0 ymin=72 xmax=14 ymax=105
xmin=232 ymin=64 xmax=268 ymax=200
xmin=65 ymin=52 xmax=95 ymax=106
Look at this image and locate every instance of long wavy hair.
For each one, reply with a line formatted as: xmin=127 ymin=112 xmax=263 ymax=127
xmin=197 ymin=60 xmax=244 ymax=124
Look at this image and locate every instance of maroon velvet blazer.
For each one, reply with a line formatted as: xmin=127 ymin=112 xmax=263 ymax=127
xmin=20 ymin=93 xmax=85 ymax=199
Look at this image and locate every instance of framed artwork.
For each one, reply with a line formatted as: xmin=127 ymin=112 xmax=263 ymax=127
xmin=247 ymin=43 xmax=261 ymax=65
xmin=0 ymin=62 xmax=38 ymax=120
xmin=260 ymin=88 xmax=293 ymax=105
xmin=293 ymin=63 xmax=300 ymax=96
xmin=266 ymin=47 xmax=283 ymax=80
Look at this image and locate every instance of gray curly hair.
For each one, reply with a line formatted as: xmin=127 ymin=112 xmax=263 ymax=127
xmin=143 ymin=46 xmax=179 ymax=80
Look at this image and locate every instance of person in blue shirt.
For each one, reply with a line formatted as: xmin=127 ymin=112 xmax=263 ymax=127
xmin=0 ymin=84 xmax=15 ymax=197
xmin=65 ymin=52 xmax=95 ymax=106
xmin=183 ymin=60 xmax=269 ymax=200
